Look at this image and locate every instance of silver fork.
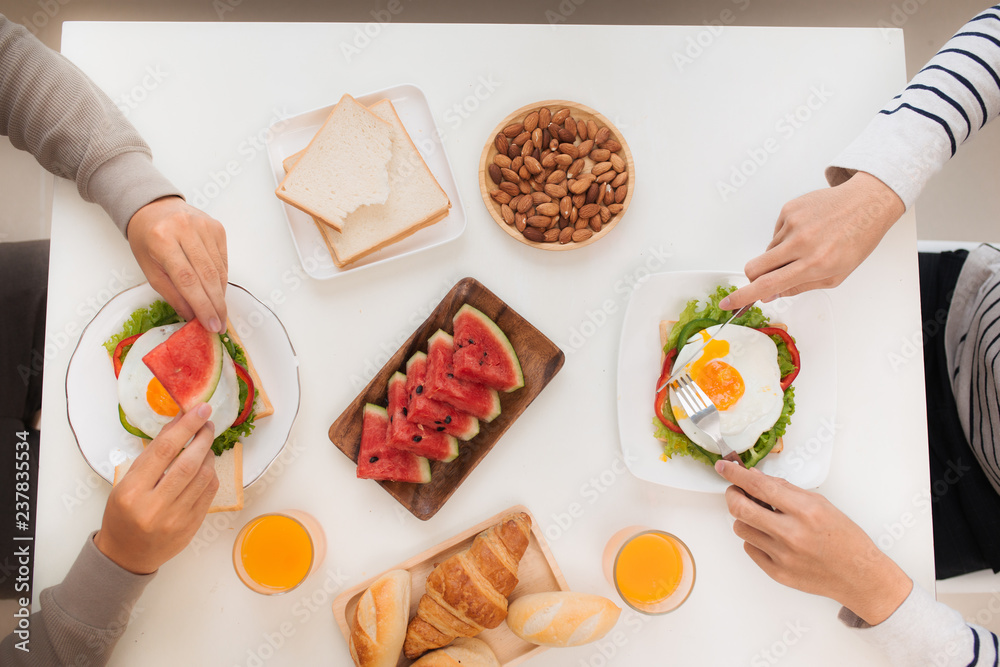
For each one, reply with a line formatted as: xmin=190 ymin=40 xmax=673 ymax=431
xmin=669 ymin=374 xmax=773 ymax=509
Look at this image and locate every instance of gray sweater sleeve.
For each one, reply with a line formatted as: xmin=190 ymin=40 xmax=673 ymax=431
xmin=0 ymin=532 xmax=154 ymax=666
xmin=825 ymin=6 xmax=1000 ymax=208
xmin=0 ymin=13 xmax=183 ymax=234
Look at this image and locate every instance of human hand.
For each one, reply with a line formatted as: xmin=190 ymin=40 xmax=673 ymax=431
xmin=127 ymin=196 xmax=228 ymax=333
xmin=719 ymin=172 xmax=904 ymax=311
xmin=94 ymin=404 xmax=219 ymax=574
xmin=715 ymin=460 xmax=912 ymax=625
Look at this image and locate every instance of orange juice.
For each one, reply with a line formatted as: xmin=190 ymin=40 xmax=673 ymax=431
xmin=614 ymin=532 xmax=683 ymax=604
xmin=233 ymin=511 xmax=325 ymax=595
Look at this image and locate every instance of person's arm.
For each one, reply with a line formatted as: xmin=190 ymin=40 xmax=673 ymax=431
xmin=722 ymin=5 xmax=1000 ymax=310
xmin=0 ymin=15 xmax=228 ymax=331
xmin=0 ymin=406 xmax=219 ymax=666
xmin=715 ymin=460 xmax=999 ymax=666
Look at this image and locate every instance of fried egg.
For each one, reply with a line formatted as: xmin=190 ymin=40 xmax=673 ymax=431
xmin=671 ymin=325 xmax=783 ymax=454
xmin=117 ymin=323 xmax=239 ymax=438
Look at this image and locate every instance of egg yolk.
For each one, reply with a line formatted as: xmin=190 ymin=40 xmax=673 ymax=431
xmin=687 ymin=334 xmax=745 ymax=411
xmin=146 ymin=378 xmax=180 ymax=417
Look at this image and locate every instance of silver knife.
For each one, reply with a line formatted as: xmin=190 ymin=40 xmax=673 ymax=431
xmin=656 ymin=302 xmax=755 ymax=393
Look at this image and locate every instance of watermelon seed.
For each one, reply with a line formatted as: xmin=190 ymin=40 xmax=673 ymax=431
xmin=402 ymin=407 xmax=408 ymax=417
xmin=468 ymin=338 xmax=474 ymax=344
xmin=416 ymin=385 xmax=423 ymax=394
xmin=447 ymin=373 xmax=454 ymax=379
xmin=369 ymin=456 xmax=379 ymax=463
xmin=444 ymin=416 xmax=452 ymax=424
xmin=412 ymin=435 xmax=422 ymax=442
xmin=434 ymin=420 xmax=441 ymax=424
xmin=436 ymin=427 xmax=445 ymax=432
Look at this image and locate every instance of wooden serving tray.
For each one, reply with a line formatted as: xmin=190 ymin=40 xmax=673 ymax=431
xmin=331 ymin=505 xmax=569 ymax=666
xmin=329 ymin=277 xmax=564 ymax=520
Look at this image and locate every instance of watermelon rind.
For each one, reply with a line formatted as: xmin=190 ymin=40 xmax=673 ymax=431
xmin=356 ymin=404 xmax=431 ymax=484
xmin=425 ymin=330 xmax=501 ymax=423
xmin=387 ymin=372 xmax=459 ymax=462
xmin=452 ymin=304 xmax=524 ymax=393
xmin=141 ymin=320 xmax=224 ymax=412
xmin=405 ymin=352 xmax=480 ymax=441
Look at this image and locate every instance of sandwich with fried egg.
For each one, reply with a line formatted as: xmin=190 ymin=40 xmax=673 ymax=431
xmin=653 ymin=286 xmax=800 ymax=468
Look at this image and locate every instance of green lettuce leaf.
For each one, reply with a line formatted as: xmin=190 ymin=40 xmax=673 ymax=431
xmin=664 ymin=285 xmax=769 ymax=353
xmin=102 ymin=301 xmax=180 ymax=355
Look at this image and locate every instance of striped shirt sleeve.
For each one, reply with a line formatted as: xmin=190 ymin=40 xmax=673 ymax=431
xmin=838 ymin=584 xmax=999 ymax=666
xmin=825 ymin=5 xmax=1000 ymax=208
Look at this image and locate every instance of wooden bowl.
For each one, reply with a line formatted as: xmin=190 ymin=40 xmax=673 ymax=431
xmin=478 ymin=99 xmax=635 ymax=251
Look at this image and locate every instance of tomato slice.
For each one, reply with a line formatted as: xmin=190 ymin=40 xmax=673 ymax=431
xmin=112 ymin=333 xmax=143 ymax=378
xmin=654 ymin=348 xmax=684 ymax=434
xmin=232 ymin=362 xmax=255 ymax=426
xmin=756 ymin=326 xmax=800 ymax=391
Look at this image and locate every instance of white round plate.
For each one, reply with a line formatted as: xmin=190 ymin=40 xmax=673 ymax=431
xmin=66 ymin=282 xmax=300 ymax=486
xmin=616 ymin=270 xmax=836 ymax=492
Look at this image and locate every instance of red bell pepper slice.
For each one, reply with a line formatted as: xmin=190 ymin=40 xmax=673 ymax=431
xmin=232 ymin=362 xmax=255 ymax=426
xmin=654 ymin=348 xmax=684 ymax=434
xmin=112 ymin=333 xmax=142 ymax=378
xmin=756 ymin=326 xmax=800 ymax=391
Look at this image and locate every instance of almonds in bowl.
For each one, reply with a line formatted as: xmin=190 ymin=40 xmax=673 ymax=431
xmin=478 ymin=100 xmax=634 ymax=251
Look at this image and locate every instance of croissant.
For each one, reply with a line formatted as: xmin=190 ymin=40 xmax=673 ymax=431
xmin=403 ymin=512 xmax=531 ymax=659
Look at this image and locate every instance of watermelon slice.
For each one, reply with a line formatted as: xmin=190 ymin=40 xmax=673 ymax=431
xmin=405 ymin=352 xmax=480 ymax=441
xmin=452 ymin=305 xmax=524 ymax=393
xmin=356 ymin=404 xmax=431 ymax=483
xmin=141 ymin=320 xmax=223 ymax=412
xmin=424 ymin=330 xmax=501 ymax=423
xmin=387 ymin=372 xmax=459 ymax=462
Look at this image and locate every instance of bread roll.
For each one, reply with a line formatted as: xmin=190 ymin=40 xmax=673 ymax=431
xmin=505 ymin=591 xmax=621 ymax=648
xmin=349 ymin=569 xmax=411 ymax=667
xmin=410 ymin=638 xmax=500 ymax=667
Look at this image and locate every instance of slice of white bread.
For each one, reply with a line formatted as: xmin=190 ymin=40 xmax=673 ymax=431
xmin=276 ymin=94 xmax=393 ymax=232
xmin=283 ymin=99 xmax=451 ymax=268
xmin=113 ymin=442 xmax=244 ymax=513
xmin=348 ymin=569 xmax=411 ymax=667
xmin=410 ymin=638 xmax=500 ymax=667
xmin=658 ymin=320 xmax=785 ymax=453
xmin=505 ymin=591 xmax=621 ymax=648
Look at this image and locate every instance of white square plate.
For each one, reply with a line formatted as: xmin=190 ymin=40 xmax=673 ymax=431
xmin=616 ymin=271 xmax=837 ymax=492
xmin=264 ymin=83 xmax=466 ymax=279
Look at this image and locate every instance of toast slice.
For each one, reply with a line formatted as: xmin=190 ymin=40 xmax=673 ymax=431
xmin=283 ymin=99 xmax=451 ymax=268
xmin=113 ymin=442 xmax=244 ymax=513
xmin=275 ymin=94 xmax=393 ymax=232
xmin=224 ymin=319 xmax=274 ymax=420
xmin=658 ymin=320 xmax=784 ymax=454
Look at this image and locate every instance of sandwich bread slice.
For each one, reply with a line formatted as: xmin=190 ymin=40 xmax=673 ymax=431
xmin=275 ymin=94 xmax=393 ymax=232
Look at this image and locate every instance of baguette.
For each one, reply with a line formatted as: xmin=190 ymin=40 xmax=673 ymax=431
xmin=349 ymin=569 xmax=410 ymax=667
xmin=112 ymin=442 xmax=244 ymax=512
xmin=275 ymin=94 xmax=393 ymax=232
xmin=505 ymin=591 xmax=620 ymax=648
xmin=410 ymin=638 xmax=500 ymax=667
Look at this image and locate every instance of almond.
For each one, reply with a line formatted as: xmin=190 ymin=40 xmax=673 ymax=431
xmin=543 ymin=228 xmax=560 ymax=242
xmin=572 ymin=228 xmax=594 ymax=242
xmin=546 ymin=169 xmax=567 ymax=184
xmin=600 ymin=206 xmax=611 ymax=223
xmin=589 ymin=216 xmax=602 ymax=232
xmin=574 ymin=216 xmax=588 ymax=230
xmin=601 ymin=139 xmax=622 ymax=153
xmin=531 ymin=191 xmax=551 ymax=204
xmin=579 ymin=203 xmax=601 ymax=219
xmin=558 ymin=143 xmax=578 ymax=159
xmin=503 ymin=123 xmax=523 ymax=138
xmin=589 ymin=148 xmax=611 ymax=163
xmin=547 ymin=122 xmax=561 ymax=137
xmin=507 ymin=143 xmax=519 ymax=159
xmin=560 ymin=196 xmax=572 ymax=219
xmin=546 ymin=183 xmax=568 ymax=199
xmin=495 ymin=133 xmax=509 ymax=154
xmin=490 ymin=189 xmax=511 ymax=204
xmin=602 ymin=184 xmax=615 ymax=205
xmin=493 ymin=154 xmax=512 ymax=169
xmin=565 ymin=116 xmax=577 ymax=138
xmin=577 ymin=120 xmax=589 ymax=141
xmin=527 ymin=215 xmax=550 ymax=228
xmin=542 ymin=128 xmax=552 ymax=149
xmin=572 ymin=193 xmax=586 ymax=208
xmin=558 ymin=216 xmax=571 ymax=229
xmin=552 ymin=108 xmax=571 ymax=124
xmin=511 ymin=156 xmax=524 ymax=172
xmin=558 ymin=127 xmax=575 ymax=143
xmin=541 ymin=152 xmax=557 ymax=169
xmin=501 ymin=167 xmax=520 ymax=183
xmin=576 ymin=139 xmax=594 ymax=159
xmin=596 ymin=170 xmax=616 ymax=184
xmin=592 ymin=161 xmax=612 ymax=176
xmin=615 ymin=184 xmax=627 ymax=204
xmin=500 ymin=204 xmax=515 ymax=224
xmin=559 ymin=226 xmax=574 ymax=244
xmin=516 ymin=195 xmax=534 ymax=213
xmin=520 ymin=140 xmax=534 ymax=158
xmin=488 ymin=164 xmax=502 ymax=184
xmin=611 ymin=171 xmax=628 ymax=188
xmin=523 ymin=227 xmax=545 ymax=242
xmin=532 ymin=127 xmax=543 ymax=148
xmin=568 ymin=158 xmax=586 ymax=178
xmin=587 ymin=184 xmax=600 ymax=204
xmin=539 ymin=107 xmax=551 ymax=128
xmin=587 ymin=120 xmax=598 ymax=140
xmin=610 ymin=154 xmax=626 ymax=172
xmin=524 ymin=111 xmax=539 ymax=133
xmin=570 ymin=206 xmax=579 ymax=224
xmin=608 ymin=203 xmax=624 ymax=214
xmin=536 ymin=202 xmax=560 ymax=216
xmin=594 ymin=126 xmax=610 ymax=145
xmin=499 ymin=181 xmax=519 ymax=197
xmin=515 ymin=212 xmax=527 ymax=232
xmin=555 ymin=153 xmax=573 ymax=168
xmin=519 ymin=180 xmax=531 ymax=194
xmin=512 ymin=131 xmax=528 ymax=146
xmin=524 ymin=156 xmax=542 ymax=175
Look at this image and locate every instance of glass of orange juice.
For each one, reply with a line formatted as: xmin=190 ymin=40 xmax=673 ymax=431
xmin=602 ymin=526 xmax=695 ymax=614
xmin=232 ymin=510 xmax=326 ymax=595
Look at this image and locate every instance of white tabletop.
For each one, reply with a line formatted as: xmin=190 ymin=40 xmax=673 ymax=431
xmin=37 ymin=21 xmax=928 ymax=666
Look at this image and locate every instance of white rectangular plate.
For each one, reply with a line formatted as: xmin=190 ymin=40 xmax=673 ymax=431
xmin=264 ymin=83 xmax=466 ymax=279
xmin=616 ymin=271 xmax=836 ymax=492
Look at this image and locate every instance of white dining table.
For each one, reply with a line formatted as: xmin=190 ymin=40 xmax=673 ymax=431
xmin=34 ymin=20 xmax=931 ymax=666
